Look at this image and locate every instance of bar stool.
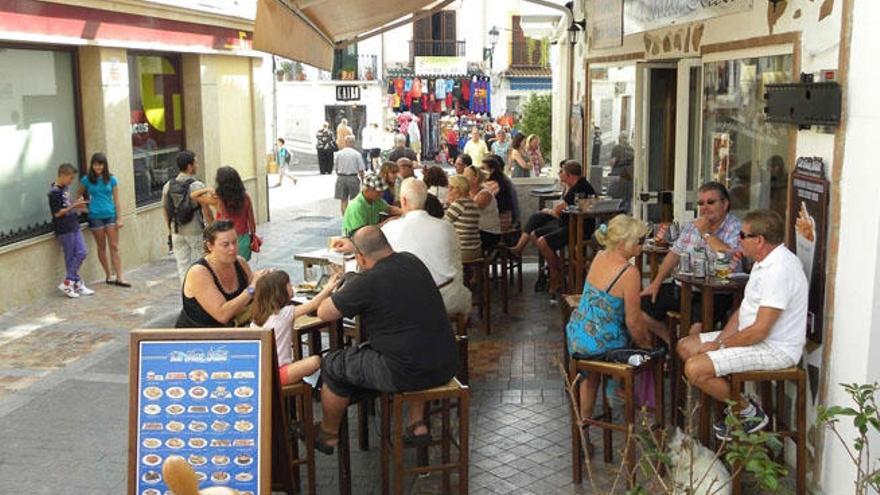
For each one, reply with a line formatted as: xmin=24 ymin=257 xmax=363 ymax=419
xmin=727 ymin=367 xmax=806 ymax=495
xmin=292 ymin=315 xmax=336 ymax=361
xmin=380 ymin=378 xmax=470 ymax=495
xmin=568 ymin=356 xmax=665 ymax=487
xmin=490 ymin=229 xmax=523 ymax=313
xmin=666 ymin=311 xmax=686 ymax=429
xmin=449 ymin=313 xmax=470 ymax=385
xmin=281 ymin=382 xmax=316 ymax=495
xmin=462 ymin=257 xmax=491 ymax=334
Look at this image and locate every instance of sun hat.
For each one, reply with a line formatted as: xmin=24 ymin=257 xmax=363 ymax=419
xmin=362 ymin=172 xmax=388 ymax=192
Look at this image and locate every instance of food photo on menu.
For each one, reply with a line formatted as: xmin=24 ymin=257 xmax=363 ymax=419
xmin=795 ymin=200 xmax=817 ymax=285
xmin=135 ymin=341 xmax=262 ymax=495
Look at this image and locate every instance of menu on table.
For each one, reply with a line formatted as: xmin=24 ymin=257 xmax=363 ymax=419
xmin=129 ymin=329 xmax=273 ymax=495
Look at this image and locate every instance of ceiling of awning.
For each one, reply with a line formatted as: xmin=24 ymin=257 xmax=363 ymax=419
xmin=254 ymin=0 xmax=446 ymax=71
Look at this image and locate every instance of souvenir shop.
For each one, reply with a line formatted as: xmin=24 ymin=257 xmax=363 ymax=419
xmin=385 ymin=72 xmax=492 ymax=161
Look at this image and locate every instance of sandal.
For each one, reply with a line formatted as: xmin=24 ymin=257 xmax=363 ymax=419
xmin=403 ymin=420 xmax=431 ymax=447
xmin=313 ymin=422 xmax=337 ymax=455
xmin=113 ymin=280 xmax=132 ymax=288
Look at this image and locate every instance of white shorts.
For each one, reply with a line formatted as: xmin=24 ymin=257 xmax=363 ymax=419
xmin=699 ymin=331 xmax=796 ymax=377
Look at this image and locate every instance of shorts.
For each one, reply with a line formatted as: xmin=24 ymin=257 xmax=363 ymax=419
xmin=321 ymin=345 xmax=399 ymax=402
xmin=699 ymin=331 xmax=796 ymax=377
xmin=335 ymin=175 xmax=361 ymax=201
xmin=640 ymin=283 xmax=733 ymax=328
xmin=88 ymin=216 xmax=116 ymax=230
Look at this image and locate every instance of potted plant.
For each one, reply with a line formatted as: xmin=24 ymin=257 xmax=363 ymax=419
xmin=294 ymin=61 xmax=306 ymax=81
xmin=340 ymin=65 xmax=356 ymax=81
xmin=280 ymin=61 xmax=294 ymax=81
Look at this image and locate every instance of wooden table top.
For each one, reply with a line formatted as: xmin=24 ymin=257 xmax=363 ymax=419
xmin=673 ymin=273 xmax=749 ymax=291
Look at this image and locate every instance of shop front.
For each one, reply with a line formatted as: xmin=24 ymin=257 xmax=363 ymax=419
xmin=0 ymin=1 xmax=269 ymax=312
xmin=577 ymin=0 xmax=867 ymax=491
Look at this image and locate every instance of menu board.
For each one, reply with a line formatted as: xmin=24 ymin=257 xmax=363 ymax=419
xmin=787 ymin=157 xmax=829 ymax=344
xmin=128 ymin=329 xmax=273 ymax=495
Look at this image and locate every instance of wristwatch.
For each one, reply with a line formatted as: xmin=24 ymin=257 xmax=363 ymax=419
xmin=702 ymin=232 xmax=711 ymax=240
xmin=247 ymin=286 xmax=255 ymax=297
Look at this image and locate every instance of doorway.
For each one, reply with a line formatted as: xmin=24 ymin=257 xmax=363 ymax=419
xmin=325 ymin=105 xmax=366 ymax=148
xmin=638 ymin=66 xmax=677 ymax=223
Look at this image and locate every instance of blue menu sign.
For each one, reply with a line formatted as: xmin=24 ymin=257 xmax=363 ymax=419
xmin=129 ymin=330 xmax=273 ymax=495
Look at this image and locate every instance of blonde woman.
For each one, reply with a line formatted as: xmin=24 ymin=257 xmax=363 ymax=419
xmin=565 ymin=215 xmax=653 ymax=421
xmin=445 ymin=175 xmax=482 ymax=261
xmin=527 ymin=134 xmax=544 ymax=176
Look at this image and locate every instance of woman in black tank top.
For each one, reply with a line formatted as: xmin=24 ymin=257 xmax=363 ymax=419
xmin=175 ymin=221 xmax=268 ymax=328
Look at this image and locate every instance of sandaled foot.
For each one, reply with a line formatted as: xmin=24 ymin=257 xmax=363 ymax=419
xmin=403 ymin=420 xmax=431 ymax=447
xmin=114 ymin=280 xmax=132 ymax=288
xmin=313 ymin=422 xmax=338 ymax=455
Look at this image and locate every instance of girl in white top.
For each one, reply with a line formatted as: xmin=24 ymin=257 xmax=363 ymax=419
xmin=250 ymin=270 xmax=337 ymax=385
xmin=463 ymin=165 xmax=501 ymax=251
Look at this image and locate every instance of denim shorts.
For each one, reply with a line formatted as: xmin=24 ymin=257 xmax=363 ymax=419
xmin=88 ymin=216 xmax=116 ymax=230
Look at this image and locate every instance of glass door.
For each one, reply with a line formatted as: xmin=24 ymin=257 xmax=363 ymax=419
xmin=673 ymin=58 xmax=703 ymax=223
xmin=634 ymin=62 xmax=677 ymax=223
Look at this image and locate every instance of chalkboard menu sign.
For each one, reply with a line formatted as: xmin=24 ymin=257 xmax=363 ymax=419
xmin=128 ymin=329 xmax=274 ymax=495
xmin=788 ymin=157 xmax=829 ymax=344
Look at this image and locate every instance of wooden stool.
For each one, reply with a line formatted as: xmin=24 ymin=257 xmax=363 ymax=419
xmin=380 ymin=378 xmax=470 ymax=495
xmin=666 ymin=311 xmax=685 ymax=429
xmin=462 ymin=257 xmax=491 ymax=334
xmin=728 ymin=367 xmax=806 ymax=495
xmin=490 ymin=230 xmax=523 ymax=313
xmin=292 ymin=315 xmax=336 ymax=361
xmin=449 ymin=314 xmax=469 ymax=385
xmin=281 ymin=382 xmax=316 ymax=495
xmin=568 ymin=357 xmax=665 ymax=487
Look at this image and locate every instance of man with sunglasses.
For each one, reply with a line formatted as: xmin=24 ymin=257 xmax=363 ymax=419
xmin=676 ymin=209 xmax=807 ymax=439
xmin=640 ymin=182 xmax=742 ymax=341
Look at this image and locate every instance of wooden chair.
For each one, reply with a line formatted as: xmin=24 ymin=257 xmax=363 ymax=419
xmin=292 ymin=315 xmax=337 ymax=361
xmin=380 ymin=378 xmax=470 ymax=495
xmin=727 ymin=367 xmax=806 ymax=495
xmin=490 ymin=229 xmax=523 ymax=313
xmin=281 ymin=382 xmax=317 ymax=495
xmin=462 ymin=257 xmax=491 ymax=334
xmin=449 ymin=313 xmax=469 ymax=385
xmin=568 ymin=357 xmax=665 ymax=487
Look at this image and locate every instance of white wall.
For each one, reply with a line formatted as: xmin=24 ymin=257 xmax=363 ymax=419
xmin=822 ymin=1 xmax=880 ymax=491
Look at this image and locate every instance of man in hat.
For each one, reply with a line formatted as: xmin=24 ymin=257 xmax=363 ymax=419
xmin=342 ymin=171 xmax=402 ymax=236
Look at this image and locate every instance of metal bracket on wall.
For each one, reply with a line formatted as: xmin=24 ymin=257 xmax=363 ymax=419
xmin=764 ymin=73 xmax=842 ymax=129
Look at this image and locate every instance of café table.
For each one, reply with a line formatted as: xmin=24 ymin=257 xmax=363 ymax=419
xmin=567 ymin=206 xmax=627 ymax=291
xmin=529 ymin=188 xmax=562 ymax=210
xmin=637 ymin=242 xmax=670 ymax=282
xmin=672 ymin=272 xmax=749 ymax=445
xmin=293 ymin=248 xmax=353 ymax=280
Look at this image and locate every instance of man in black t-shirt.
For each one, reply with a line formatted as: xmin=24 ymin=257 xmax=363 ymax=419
xmin=315 ymin=226 xmax=458 ymax=453
xmin=510 ymin=161 xmax=597 ymax=269
xmin=388 ymin=133 xmax=418 ymax=164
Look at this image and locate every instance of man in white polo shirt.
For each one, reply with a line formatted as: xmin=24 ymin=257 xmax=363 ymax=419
xmin=677 ymin=208 xmax=807 ymax=440
xmin=380 ymin=178 xmax=471 ymax=316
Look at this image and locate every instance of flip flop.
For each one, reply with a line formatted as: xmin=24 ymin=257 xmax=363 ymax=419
xmin=403 ymin=420 xmax=431 ymax=447
xmin=313 ymin=422 xmax=337 ymax=455
xmin=114 ymin=280 xmax=132 ymax=288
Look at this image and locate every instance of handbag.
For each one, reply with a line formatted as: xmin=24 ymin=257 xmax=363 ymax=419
xmin=249 ymin=233 xmax=263 ymax=253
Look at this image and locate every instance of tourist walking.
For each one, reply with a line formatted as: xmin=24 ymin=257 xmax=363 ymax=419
xmin=334 ymin=135 xmax=366 ymax=215
xmin=162 ymin=150 xmax=214 ymax=283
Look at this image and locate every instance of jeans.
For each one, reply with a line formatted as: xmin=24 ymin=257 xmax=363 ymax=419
xmin=58 ymin=231 xmax=87 ymax=282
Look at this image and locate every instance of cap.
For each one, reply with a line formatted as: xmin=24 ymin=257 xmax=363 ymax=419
xmin=362 ymin=172 xmax=388 ymax=192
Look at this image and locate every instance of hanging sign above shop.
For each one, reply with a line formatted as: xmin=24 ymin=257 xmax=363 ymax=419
xmin=623 ymin=0 xmax=753 ymax=35
xmin=414 ymin=56 xmax=468 ymax=76
xmin=335 ymin=85 xmax=361 ymax=102
xmin=589 ymin=0 xmax=624 ymax=49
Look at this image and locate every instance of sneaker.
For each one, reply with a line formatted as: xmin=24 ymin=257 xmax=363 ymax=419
xmin=74 ymin=280 xmax=95 ymax=296
xmin=714 ymin=402 xmax=769 ymax=441
xmin=58 ymin=280 xmax=79 ymax=299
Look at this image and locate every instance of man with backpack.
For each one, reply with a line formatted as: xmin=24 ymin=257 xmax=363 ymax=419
xmin=272 ymin=137 xmax=296 ymax=188
xmin=162 ymin=150 xmax=213 ymax=282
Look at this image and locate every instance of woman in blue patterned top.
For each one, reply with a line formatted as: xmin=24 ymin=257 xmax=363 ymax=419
xmin=78 ymin=152 xmax=130 ymax=287
xmin=566 ymin=214 xmax=653 ymax=422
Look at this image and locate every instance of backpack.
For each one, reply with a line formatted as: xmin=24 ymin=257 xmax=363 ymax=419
xmin=281 ymin=148 xmax=291 ymax=166
xmin=164 ymin=177 xmax=199 ymax=233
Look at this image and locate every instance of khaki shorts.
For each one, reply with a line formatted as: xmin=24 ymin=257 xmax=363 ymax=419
xmin=335 ymin=175 xmax=361 ymax=200
xmin=699 ymin=331 xmax=796 ymax=377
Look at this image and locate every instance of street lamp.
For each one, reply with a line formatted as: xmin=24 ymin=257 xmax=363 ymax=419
xmin=568 ymin=20 xmax=585 ymax=46
xmin=483 ymin=26 xmax=500 ymax=69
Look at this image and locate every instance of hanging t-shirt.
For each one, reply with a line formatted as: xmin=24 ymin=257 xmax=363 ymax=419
xmin=452 ymin=80 xmax=462 ymax=99
xmin=427 ymin=78 xmax=435 ymax=95
xmin=435 ymin=78 xmax=446 ymax=98
xmin=394 ymin=78 xmax=405 ymax=95
xmin=484 ymin=77 xmax=491 ymax=115
xmin=445 ymin=92 xmax=454 ymax=109
xmin=461 ymin=79 xmax=470 ymax=101
xmin=387 ymin=80 xmax=395 ymax=94
xmin=404 ymin=79 xmax=413 ymax=92
xmin=411 ymin=78 xmax=423 ymax=97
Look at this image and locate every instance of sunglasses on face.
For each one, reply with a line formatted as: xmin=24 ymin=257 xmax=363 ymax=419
xmin=739 ymin=231 xmax=760 ymax=240
xmin=697 ymin=199 xmax=719 ymax=206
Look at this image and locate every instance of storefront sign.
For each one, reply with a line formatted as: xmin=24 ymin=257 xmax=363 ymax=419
xmin=128 ymin=329 xmax=274 ymax=495
xmin=624 ymin=0 xmax=752 ymax=34
xmin=414 ymin=56 xmax=468 ymax=76
xmin=335 ymin=85 xmax=361 ymax=102
xmin=788 ymin=157 xmax=829 ymax=344
xmin=589 ymin=0 xmax=624 ymax=49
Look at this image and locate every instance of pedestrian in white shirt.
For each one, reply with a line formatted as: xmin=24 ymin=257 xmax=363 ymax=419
xmin=677 ymin=209 xmax=808 ymax=441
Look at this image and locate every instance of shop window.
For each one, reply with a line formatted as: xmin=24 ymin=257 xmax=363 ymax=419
xmin=702 ymin=54 xmax=792 ymax=217
xmin=129 ymin=53 xmax=184 ymax=206
xmin=0 ymin=47 xmax=80 ymax=247
xmin=587 ymin=65 xmax=637 ymax=207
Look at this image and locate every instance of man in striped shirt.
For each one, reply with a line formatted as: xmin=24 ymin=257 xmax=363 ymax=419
xmin=445 ymin=175 xmax=482 ymax=262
